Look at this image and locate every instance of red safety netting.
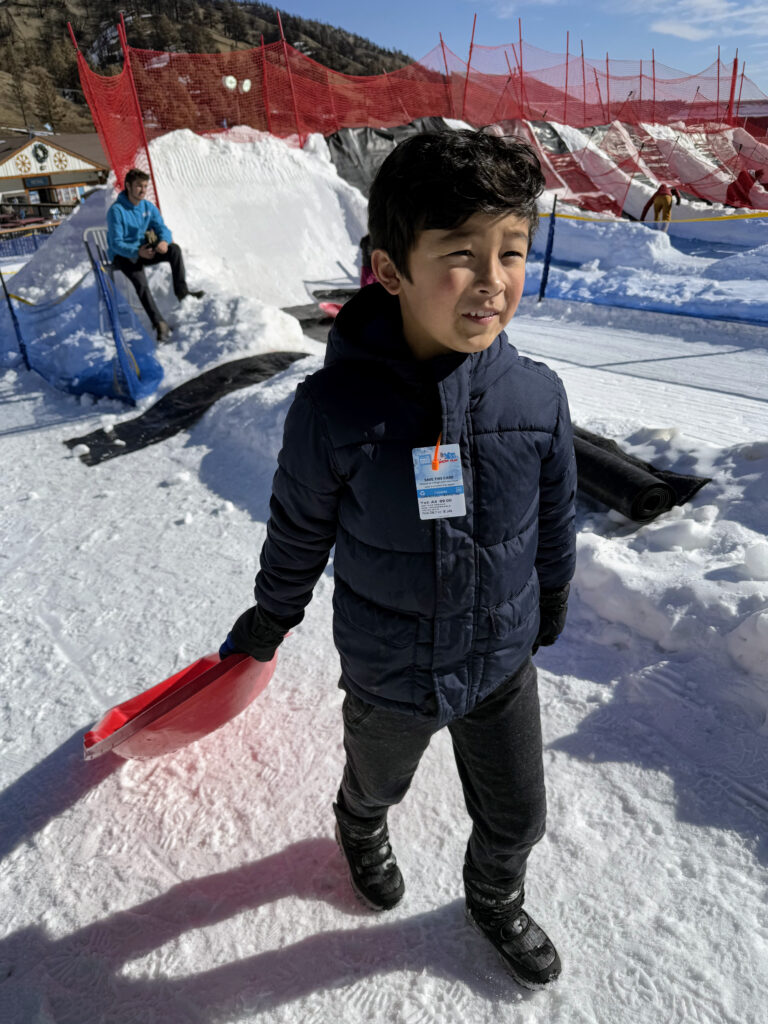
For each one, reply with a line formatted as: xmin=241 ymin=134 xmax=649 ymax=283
xmin=74 ymin=30 xmax=768 ymax=214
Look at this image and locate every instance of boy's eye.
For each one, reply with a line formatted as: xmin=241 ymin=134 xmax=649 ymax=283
xmin=447 ymin=249 xmax=473 ymax=257
xmin=502 ymin=250 xmax=525 ymax=260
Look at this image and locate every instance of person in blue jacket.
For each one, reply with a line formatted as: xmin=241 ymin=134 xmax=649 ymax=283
xmin=220 ymin=130 xmax=577 ymax=990
xmin=107 ymin=168 xmax=203 ymax=341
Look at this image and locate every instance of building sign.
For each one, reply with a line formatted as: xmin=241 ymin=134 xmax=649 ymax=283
xmin=23 ymin=175 xmax=52 ymax=189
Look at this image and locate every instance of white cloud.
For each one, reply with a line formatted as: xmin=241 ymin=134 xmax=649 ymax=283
xmin=622 ymin=0 xmax=768 ymax=38
xmin=490 ymin=0 xmax=564 ymax=20
xmin=650 ymin=19 xmax=715 ymax=42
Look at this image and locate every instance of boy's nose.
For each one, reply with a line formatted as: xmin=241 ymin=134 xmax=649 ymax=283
xmin=475 ymin=260 xmax=503 ymax=293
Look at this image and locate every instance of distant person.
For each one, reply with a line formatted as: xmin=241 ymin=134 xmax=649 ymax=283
xmin=218 ymin=130 xmax=576 ymax=990
xmin=359 ymin=234 xmax=376 ymax=287
xmin=107 ymin=168 xmax=204 ymax=342
xmin=641 ymin=183 xmax=681 ymax=232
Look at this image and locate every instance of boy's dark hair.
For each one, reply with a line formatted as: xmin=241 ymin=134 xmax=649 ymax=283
xmin=368 ymin=130 xmax=545 ymax=279
xmin=124 ymin=168 xmax=150 ymax=188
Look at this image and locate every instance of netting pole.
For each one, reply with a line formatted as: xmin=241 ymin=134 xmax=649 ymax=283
xmin=260 ymin=36 xmax=273 ymax=135
xmin=736 ymin=62 xmax=745 ymax=123
xmin=277 ymin=12 xmax=304 ymax=145
xmin=593 ymin=69 xmax=606 ymax=122
xmin=685 ymin=86 xmax=701 ymax=125
xmin=726 ymin=55 xmax=739 ymax=124
xmin=639 ymin=60 xmax=643 ymax=120
xmin=717 ymin=46 xmax=721 ymax=122
xmin=440 ymin=33 xmax=456 ymax=119
xmin=68 ymin=22 xmax=111 ymax=166
xmin=605 ymin=53 xmax=611 ymax=121
xmin=501 ymin=50 xmax=518 ymax=121
xmin=461 ymin=13 xmax=477 ymax=122
xmin=619 ymin=139 xmax=643 ymax=213
xmin=518 ymin=18 xmax=527 ymax=121
xmin=564 ymin=31 xmax=569 ymax=125
xmin=537 ymin=195 xmax=557 ymax=303
xmin=652 ymin=50 xmax=656 ymax=124
xmin=0 ymin=266 xmax=30 ymax=370
xmin=118 ymin=14 xmax=161 ymax=206
xmin=581 ymin=41 xmax=587 ymax=125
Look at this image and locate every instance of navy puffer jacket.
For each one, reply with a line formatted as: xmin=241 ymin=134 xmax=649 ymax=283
xmin=255 ymin=284 xmax=576 ymax=723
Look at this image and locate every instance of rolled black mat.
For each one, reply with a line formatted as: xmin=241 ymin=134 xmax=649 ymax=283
xmin=573 ymin=426 xmax=711 ymax=523
xmin=64 ymin=351 xmax=308 ymax=466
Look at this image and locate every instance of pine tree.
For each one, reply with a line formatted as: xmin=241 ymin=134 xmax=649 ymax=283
xmin=34 ymin=70 xmax=64 ymax=131
xmin=3 ymin=41 xmax=30 ymax=126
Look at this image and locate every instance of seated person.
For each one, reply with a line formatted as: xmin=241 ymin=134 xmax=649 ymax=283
xmin=107 ymin=168 xmax=204 ymax=341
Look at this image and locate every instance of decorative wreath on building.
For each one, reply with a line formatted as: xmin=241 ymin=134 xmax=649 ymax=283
xmin=16 ymin=153 xmax=32 ymax=173
xmin=53 ymin=150 xmax=69 ymax=170
xmin=32 ymin=142 xmax=49 ymax=165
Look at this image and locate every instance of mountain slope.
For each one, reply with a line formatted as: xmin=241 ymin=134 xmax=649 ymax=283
xmin=0 ymin=1 xmax=414 ymax=134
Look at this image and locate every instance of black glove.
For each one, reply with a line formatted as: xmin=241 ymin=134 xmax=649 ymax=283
xmin=532 ymin=583 xmax=570 ymax=654
xmin=221 ymin=605 xmax=294 ymax=663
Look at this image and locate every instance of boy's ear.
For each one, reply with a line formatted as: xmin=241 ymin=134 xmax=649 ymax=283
xmin=371 ymin=249 xmax=403 ymax=295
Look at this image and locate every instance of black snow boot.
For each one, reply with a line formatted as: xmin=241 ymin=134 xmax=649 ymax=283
xmin=333 ymin=801 xmax=405 ymax=911
xmin=465 ymin=879 xmax=561 ymax=990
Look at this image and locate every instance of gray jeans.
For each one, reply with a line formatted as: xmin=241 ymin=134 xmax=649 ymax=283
xmin=338 ymin=658 xmax=546 ymax=893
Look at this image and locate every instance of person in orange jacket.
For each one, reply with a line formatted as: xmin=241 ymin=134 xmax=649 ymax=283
xmin=641 ymin=183 xmax=681 ymax=232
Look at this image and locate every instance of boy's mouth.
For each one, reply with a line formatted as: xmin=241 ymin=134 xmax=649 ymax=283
xmin=463 ymin=310 xmax=499 ymax=323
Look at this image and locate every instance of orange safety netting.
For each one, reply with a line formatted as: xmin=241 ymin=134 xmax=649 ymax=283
xmin=74 ymin=32 xmax=768 ymax=213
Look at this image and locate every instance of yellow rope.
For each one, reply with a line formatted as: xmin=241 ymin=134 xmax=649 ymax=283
xmin=9 ymin=268 xmax=93 ymax=307
xmin=540 ymin=209 xmax=768 ymax=224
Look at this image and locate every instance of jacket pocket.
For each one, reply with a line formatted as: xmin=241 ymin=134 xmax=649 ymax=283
xmin=333 ymin=582 xmax=419 ymax=695
xmin=483 ymin=575 xmax=539 ymax=646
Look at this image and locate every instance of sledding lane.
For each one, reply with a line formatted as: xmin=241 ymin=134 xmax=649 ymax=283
xmin=513 ymin=313 xmax=768 ymax=446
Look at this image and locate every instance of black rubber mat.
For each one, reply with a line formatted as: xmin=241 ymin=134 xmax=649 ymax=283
xmin=574 ymin=425 xmax=711 ymax=522
xmin=64 ymin=351 xmax=309 ymax=466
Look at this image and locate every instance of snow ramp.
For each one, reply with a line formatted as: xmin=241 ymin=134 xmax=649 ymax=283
xmin=147 ymin=128 xmax=368 ymax=308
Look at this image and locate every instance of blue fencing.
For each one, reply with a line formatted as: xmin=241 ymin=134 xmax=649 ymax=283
xmin=7 ymin=269 xmax=163 ymax=405
xmin=0 ymin=231 xmax=49 ymax=259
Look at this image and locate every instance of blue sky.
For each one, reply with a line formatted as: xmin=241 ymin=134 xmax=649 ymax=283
xmin=279 ymin=0 xmax=768 ymax=91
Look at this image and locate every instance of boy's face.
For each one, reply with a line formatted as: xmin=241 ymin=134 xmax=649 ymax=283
xmin=372 ymin=211 xmax=529 ymax=361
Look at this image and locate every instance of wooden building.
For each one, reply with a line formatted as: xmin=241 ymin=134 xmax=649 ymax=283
xmin=0 ymin=133 xmax=109 ymax=214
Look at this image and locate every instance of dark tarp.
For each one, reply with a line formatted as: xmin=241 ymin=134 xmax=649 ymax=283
xmin=283 ymin=291 xmax=359 ymax=341
xmin=574 ymin=426 xmax=711 ymax=522
xmin=312 ymin=288 xmax=358 ymax=302
xmin=282 ymin=302 xmax=338 ymax=342
xmin=64 ymin=345 xmax=711 ymax=527
xmin=326 ymin=117 xmax=451 ymax=196
xmin=64 ymin=351 xmax=308 ymax=466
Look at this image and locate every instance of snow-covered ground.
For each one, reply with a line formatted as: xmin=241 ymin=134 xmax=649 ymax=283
xmin=1 ymin=128 xmax=767 ymax=1024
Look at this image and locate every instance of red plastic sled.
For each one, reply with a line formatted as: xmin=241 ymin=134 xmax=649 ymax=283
xmin=83 ymin=653 xmax=275 ymax=761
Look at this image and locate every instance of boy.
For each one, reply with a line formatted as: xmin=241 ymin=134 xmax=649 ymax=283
xmin=221 ymin=130 xmax=576 ymax=990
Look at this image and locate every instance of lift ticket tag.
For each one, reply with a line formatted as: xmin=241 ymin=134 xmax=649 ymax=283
xmin=412 ymin=444 xmax=466 ymax=520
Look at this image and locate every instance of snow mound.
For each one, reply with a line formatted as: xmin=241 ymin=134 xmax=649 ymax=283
xmin=532 ymin=213 xmax=705 ymax=272
xmin=575 ymin=428 xmax=768 ymax=716
xmin=702 ymin=243 xmax=768 ymax=280
xmin=151 ymin=129 xmax=368 ymax=307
